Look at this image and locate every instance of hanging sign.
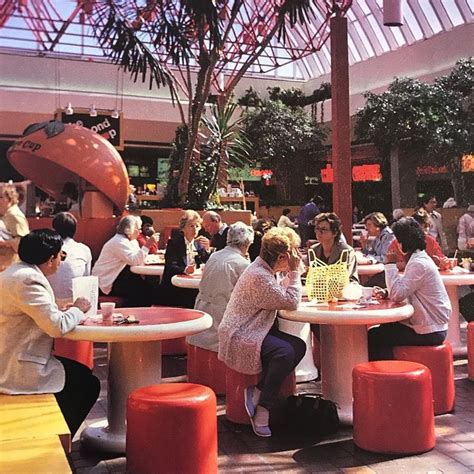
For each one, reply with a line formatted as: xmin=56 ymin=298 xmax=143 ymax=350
xmin=55 ymin=109 xmax=124 ymax=150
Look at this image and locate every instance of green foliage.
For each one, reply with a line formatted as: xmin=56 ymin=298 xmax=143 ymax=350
xmin=243 ymin=100 xmax=326 ymax=198
xmin=238 ymin=87 xmax=263 ymax=108
xmin=355 ymin=58 xmax=473 ymax=203
xmin=186 ymin=102 xmax=251 ymax=208
xmin=267 ymin=83 xmax=331 ymax=107
xmin=355 ymin=59 xmax=473 ymax=162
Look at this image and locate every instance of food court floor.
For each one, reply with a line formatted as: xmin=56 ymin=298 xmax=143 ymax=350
xmin=70 ymin=326 xmax=473 ymax=473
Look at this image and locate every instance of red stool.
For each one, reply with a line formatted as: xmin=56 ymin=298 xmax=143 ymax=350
xmin=468 ymin=323 xmax=474 ymax=381
xmin=187 ymin=345 xmax=227 ymax=395
xmin=393 ymin=343 xmax=455 ymax=415
xmin=98 ymin=295 xmax=125 ymax=307
xmin=225 ymin=368 xmax=296 ymax=424
xmin=353 ymin=361 xmax=435 ymax=454
xmin=127 ymin=383 xmax=217 ymax=474
xmin=53 ymin=338 xmax=94 ymax=369
xmin=162 ymin=337 xmax=188 ymax=355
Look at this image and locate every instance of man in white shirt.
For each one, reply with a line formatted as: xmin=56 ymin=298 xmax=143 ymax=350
xmin=420 ymin=195 xmax=448 ymax=253
xmin=277 ymin=208 xmax=298 ymax=229
xmin=368 ymin=217 xmax=451 ymax=360
xmin=47 ymin=212 xmax=92 ymax=305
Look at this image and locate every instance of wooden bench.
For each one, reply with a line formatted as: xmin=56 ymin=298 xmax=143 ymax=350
xmin=0 ymin=436 xmax=71 ymax=473
xmin=0 ymin=393 xmax=72 ymax=472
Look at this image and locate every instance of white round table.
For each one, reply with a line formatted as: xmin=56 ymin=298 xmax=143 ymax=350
xmin=130 ymin=264 xmax=164 ymax=276
xmin=171 ymin=272 xmax=202 ymax=289
xmin=357 ymin=263 xmax=384 ymax=276
xmin=439 ymin=270 xmax=474 ymax=356
xmin=280 ymin=300 xmax=413 ymax=425
xmin=64 ymin=307 xmax=212 ymax=453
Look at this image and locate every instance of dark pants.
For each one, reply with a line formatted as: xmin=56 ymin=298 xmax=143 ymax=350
xmin=111 ymin=265 xmax=153 ymax=307
xmin=257 ymin=326 xmax=306 ymax=410
xmin=368 ymin=322 xmax=447 ymax=361
xmin=460 ymin=291 xmax=474 ymax=322
xmin=55 ymin=356 xmax=100 ymax=437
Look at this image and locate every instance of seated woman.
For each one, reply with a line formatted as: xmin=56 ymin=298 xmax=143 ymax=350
xmin=47 ymin=212 xmax=93 ymax=305
xmin=218 ymin=227 xmax=306 ymax=438
xmin=248 ymin=217 xmax=275 ymax=262
xmin=187 ymin=222 xmax=254 ymax=351
xmin=359 ymin=212 xmax=395 ymax=263
xmin=0 ymin=183 xmax=30 ymax=271
xmin=158 ymin=210 xmax=210 ymax=308
xmin=92 ymin=216 xmax=159 ymax=307
xmin=368 ymin=217 xmax=451 ymax=360
xmin=0 ymin=229 xmax=100 ymax=436
xmin=386 ymin=209 xmax=450 ymax=271
xmin=310 ymin=212 xmax=358 ymax=282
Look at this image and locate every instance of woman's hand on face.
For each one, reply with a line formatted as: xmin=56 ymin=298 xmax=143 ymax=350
xmin=384 ymin=250 xmax=398 ymax=265
xmin=72 ymin=297 xmax=91 ymax=314
xmin=288 ymin=248 xmax=302 ymax=272
xmin=145 ymin=233 xmax=160 ymax=249
xmin=196 ymin=235 xmax=210 ymax=251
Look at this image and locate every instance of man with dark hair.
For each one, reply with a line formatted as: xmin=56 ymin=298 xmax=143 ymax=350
xmin=47 ymin=212 xmax=92 ymax=304
xmin=420 ymin=194 xmax=448 ymax=253
xmin=137 ymin=215 xmax=159 ymax=254
xmin=0 ymin=229 xmax=100 ymax=436
xmin=368 ymin=217 xmax=451 ymax=360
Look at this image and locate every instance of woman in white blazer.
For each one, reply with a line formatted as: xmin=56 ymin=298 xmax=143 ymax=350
xmin=0 ymin=229 xmax=100 ymax=435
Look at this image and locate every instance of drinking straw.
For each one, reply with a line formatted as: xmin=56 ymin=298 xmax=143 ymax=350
xmin=453 ymin=249 xmax=458 ymax=260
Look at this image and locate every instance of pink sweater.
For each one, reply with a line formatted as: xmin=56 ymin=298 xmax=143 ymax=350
xmin=218 ymin=257 xmax=301 ymax=374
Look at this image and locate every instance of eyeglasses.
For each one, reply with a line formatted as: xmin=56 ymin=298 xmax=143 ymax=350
xmin=60 ymin=251 xmax=67 ymax=261
xmin=315 ymin=227 xmax=331 ymax=233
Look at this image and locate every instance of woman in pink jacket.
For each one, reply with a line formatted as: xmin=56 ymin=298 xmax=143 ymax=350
xmin=218 ymin=227 xmax=305 ymax=437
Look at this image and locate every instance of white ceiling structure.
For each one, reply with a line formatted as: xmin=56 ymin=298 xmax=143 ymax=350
xmin=0 ymin=1 xmax=472 ymax=81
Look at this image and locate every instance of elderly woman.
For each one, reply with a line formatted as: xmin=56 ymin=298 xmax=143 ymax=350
xmin=92 ymin=215 xmax=159 ymax=307
xmin=158 ymin=210 xmax=210 ymax=308
xmin=310 ymin=212 xmax=358 ymax=282
xmin=369 ymin=217 xmax=451 ymax=360
xmin=218 ymin=227 xmax=306 ymax=438
xmin=187 ymin=222 xmax=254 ymax=351
xmin=0 ymin=229 xmax=100 ymax=436
xmin=0 ymin=183 xmax=29 ymax=271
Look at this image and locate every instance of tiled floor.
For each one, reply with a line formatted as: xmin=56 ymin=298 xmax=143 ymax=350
xmin=70 ymin=336 xmax=474 ymax=473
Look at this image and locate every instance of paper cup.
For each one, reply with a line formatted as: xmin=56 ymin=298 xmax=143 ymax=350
xmin=100 ymin=302 xmax=115 ymax=322
xmin=361 ymin=287 xmax=374 ymax=302
xmin=449 ymin=258 xmax=458 ymax=269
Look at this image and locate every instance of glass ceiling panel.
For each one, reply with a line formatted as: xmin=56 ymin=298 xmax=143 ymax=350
xmin=0 ymin=1 xmax=472 ymax=81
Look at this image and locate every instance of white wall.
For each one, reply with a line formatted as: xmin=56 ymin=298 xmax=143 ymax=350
xmin=0 ymin=21 xmax=471 ymax=141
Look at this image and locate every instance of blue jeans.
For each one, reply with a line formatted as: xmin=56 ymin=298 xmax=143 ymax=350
xmin=257 ymin=326 xmax=306 ymax=410
xmin=368 ymin=322 xmax=447 ymax=361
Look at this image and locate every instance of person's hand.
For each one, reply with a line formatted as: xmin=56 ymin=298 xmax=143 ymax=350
xmin=384 ymin=250 xmax=398 ymax=264
xmin=185 ymin=264 xmax=196 ymax=275
xmin=467 ymin=238 xmax=474 ymax=249
xmin=396 ymin=260 xmax=406 ymax=271
xmin=145 ymin=233 xmax=160 ymax=249
xmin=288 ymin=248 xmax=302 ymax=272
xmin=432 ymin=255 xmax=450 ymax=271
xmin=373 ymin=286 xmax=388 ymax=299
xmin=196 ymin=236 xmax=210 ymax=251
xmin=72 ymin=297 xmax=91 ymax=314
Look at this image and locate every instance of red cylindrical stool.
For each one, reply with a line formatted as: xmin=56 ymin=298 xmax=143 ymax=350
xmin=187 ymin=345 xmax=227 ymax=395
xmin=225 ymin=368 xmax=296 ymax=424
xmin=53 ymin=338 xmax=93 ymax=369
xmin=468 ymin=323 xmax=474 ymax=381
xmin=162 ymin=337 xmax=188 ymax=355
xmin=127 ymin=383 xmax=217 ymax=474
xmin=353 ymin=361 xmax=435 ymax=454
xmin=393 ymin=343 xmax=455 ymax=415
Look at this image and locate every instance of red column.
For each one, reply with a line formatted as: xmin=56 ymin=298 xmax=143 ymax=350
xmin=331 ymin=14 xmax=353 ymax=245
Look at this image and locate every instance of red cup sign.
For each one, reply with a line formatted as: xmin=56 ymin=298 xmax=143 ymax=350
xmin=57 ymin=110 xmax=123 ymax=150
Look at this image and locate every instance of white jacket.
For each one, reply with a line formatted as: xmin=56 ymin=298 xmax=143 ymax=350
xmin=0 ymin=262 xmax=83 ymax=394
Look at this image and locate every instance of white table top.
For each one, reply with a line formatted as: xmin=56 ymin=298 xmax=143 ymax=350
xmin=64 ymin=307 xmax=212 ymax=343
xmin=171 ymin=269 xmax=203 ymax=289
xmin=130 ymin=264 xmax=164 ymax=276
xmin=357 ymin=263 xmax=385 ymax=276
xmin=280 ymin=299 xmax=413 ymax=325
xmin=438 ymin=269 xmax=474 ymax=285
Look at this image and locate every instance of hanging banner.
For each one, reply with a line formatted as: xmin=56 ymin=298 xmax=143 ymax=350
xmin=55 ymin=109 xmax=124 ymax=150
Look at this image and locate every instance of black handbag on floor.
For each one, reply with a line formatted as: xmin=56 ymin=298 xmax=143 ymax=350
xmin=279 ymin=394 xmax=339 ymax=436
